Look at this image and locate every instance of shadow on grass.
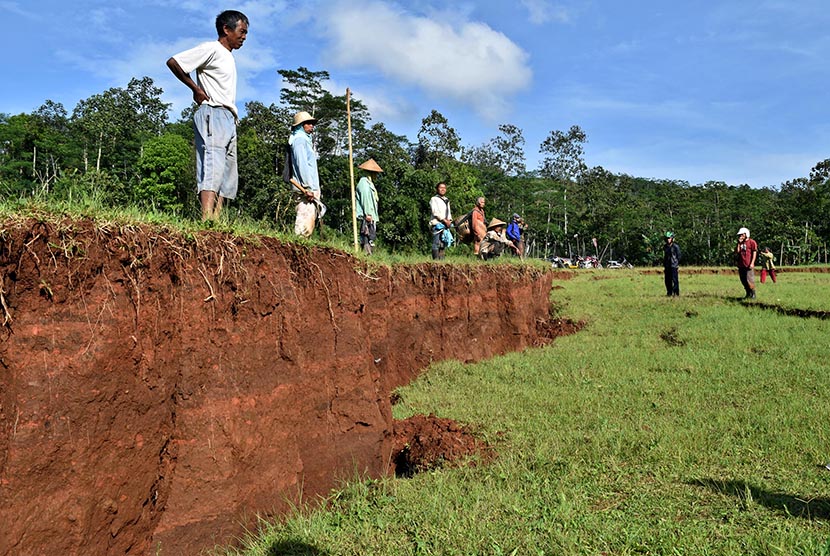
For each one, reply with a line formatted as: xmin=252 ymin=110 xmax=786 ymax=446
xmin=721 ymin=295 xmax=830 ymax=319
xmin=690 ymin=478 xmax=830 ymax=520
xmin=689 ymin=291 xmax=830 ymax=319
xmin=265 ymin=540 xmax=331 ymax=555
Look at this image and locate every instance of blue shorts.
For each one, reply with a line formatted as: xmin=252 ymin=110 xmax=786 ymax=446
xmin=194 ymin=105 xmax=238 ymax=199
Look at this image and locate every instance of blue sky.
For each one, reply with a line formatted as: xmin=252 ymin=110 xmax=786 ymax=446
xmin=4 ymin=0 xmax=829 ymax=187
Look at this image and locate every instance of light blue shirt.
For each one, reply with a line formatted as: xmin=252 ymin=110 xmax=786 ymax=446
xmin=355 ymin=176 xmax=379 ymax=221
xmin=289 ymin=127 xmax=320 ymax=192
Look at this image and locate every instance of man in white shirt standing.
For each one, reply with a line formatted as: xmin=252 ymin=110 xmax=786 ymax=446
xmin=429 ymin=182 xmax=453 ymax=260
xmin=166 ymin=10 xmax=249 ymax=221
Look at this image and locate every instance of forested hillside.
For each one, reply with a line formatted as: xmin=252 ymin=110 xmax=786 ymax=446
xmin=2 ymin=69 xmax=828 ymax=266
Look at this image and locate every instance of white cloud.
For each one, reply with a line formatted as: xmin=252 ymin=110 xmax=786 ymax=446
xmin=147 ymin=0 xmax=293 ymax=29
xmin=0 ymin=1 xmax=38 ymax=19
xmin=318 ymin=1 xmax=532 ymax=118
xmin=609 ymin=40 xmax=641 ymax=54
xmin=346 ymin=86 xmax=419 ymax=126
xmin=55 ymin=34 xmax=279 ymax=119
xmin=520 ymin=0 xmax=572 ymax=25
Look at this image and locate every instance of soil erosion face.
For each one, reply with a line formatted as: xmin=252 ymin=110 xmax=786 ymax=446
xmin=0 ymin=218 xmax=559 ymax=555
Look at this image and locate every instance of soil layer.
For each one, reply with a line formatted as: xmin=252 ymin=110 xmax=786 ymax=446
xmin=0 ymin=218 xmax=564 ymax=555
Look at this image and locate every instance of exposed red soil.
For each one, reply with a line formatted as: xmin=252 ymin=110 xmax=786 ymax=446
xmin=391 ymin=414 xmax=494 ymax=477
xmin=0 ymin=217 xmax=573 ymax=556
xmin=779 ymin=266 xmax=830 ymax=273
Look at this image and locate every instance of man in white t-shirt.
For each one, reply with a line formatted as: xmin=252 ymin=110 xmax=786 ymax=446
xmin=429 ymin=182 xmax=453 ymax=260
xmin=166 ymin=10 xmax=249 ymax=221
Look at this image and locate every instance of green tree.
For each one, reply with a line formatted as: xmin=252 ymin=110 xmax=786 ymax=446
xmin=539 ymin=125 xmax=587 ymax=182
xmin=236 ymin=101 xmax=292 ymax=224
xmin=0 ymin=113 xmax=34 ymax=191
xmin=537 ymin=125 xmax=589 ymax=253
xmin=165 ymin=105 xmax=197 ymax=143
xmin=71 ymin=77 xmax=169 ymax=178
xmin=415 ymin=110 xmax=461 ymax=169
xmin=276 ymin=68 xmax=370 ymax=158
xmin=136 ymin=133 xmax=192 ymax=212
xmin=29 ymin=101 xmax=80 ymax=192
xmin=278 ymin=67 xmax=329 ymax=114
xmin=315 ymin=90 xmax=370 ymax=157
xmin=491 ymin=124 xmax=527 ymax=177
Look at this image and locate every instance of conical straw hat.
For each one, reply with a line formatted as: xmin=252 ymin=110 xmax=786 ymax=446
xmin=358 ymin=158 xmax=383 ymax=173
xmin=487 ymin=218 xmax=506 ymax=230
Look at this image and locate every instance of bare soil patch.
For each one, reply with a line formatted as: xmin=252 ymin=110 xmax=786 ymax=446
xmin=391 ymin=414 xmax=494 ymax=477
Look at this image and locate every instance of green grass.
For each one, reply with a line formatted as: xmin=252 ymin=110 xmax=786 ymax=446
xmin=213 ymin=269 xmax=830 ymax=556
xmin=4 ymin=199 xmax=828 ymax=553
xmin=0 ymin=197 xmax=550 ymax=270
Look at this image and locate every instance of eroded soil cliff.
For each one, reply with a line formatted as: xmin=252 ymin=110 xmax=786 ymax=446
xmin=0 ymin=218 xmax=564 ymax=555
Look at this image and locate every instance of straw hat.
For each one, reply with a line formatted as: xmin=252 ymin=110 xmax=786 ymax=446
xmin=487 ymin=218 xmax=506 ymax=230
xmin=292 ymin=111 xmax=317 ymax=127
xmin=358 ymin=158 xmax=383 ymax=173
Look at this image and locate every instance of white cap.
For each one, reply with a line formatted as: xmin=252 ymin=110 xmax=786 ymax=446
xmin=737 ymin=227 xmax=750 ymax=238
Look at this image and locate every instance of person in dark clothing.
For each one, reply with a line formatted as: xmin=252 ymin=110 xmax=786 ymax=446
xmin=506 ymin=213 xmax=526 ymax=258
xmin=663 ymin=231 xmax=680 ymax=296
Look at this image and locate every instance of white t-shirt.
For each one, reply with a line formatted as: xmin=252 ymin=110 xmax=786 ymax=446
xmin=429 ymin=195 xmax=452 ymax=226
xmin=172 ymin=41 xmax=238 ymax=117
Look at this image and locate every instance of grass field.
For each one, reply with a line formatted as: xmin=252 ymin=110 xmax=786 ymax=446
xmin=215 ymin=269 xmax=830 ymax=556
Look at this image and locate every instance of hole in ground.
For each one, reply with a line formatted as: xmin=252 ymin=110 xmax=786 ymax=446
xmin=391 ymin=414 xmax=495 ymax=478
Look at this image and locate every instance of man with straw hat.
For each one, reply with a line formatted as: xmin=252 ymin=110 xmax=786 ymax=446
xmin=355 ymin=158 xmax=382 ymax=255
xmin=289 ymin=110 xmax=321 ymax=237
xmin=479 ymin=218 xmax=520 ymax=260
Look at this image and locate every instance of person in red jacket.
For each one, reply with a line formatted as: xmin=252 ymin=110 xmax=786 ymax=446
xmin=735 ymin=227 xmax=758 ymax=299
xmin=759 ymin=246 xmax=777 ymax=284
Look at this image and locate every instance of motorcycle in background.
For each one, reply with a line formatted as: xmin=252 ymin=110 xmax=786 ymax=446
xmin=550 ymin=256 xmax=579 ymax=269
xmin=578 ymin=256 xmax=602 ymax=269
xmin=606 ymin=258 xmax=633 ymax=269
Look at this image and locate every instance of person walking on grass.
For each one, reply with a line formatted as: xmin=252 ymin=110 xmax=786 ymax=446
xmin=167 ymin=10 xmax=249 ymax=221
xmin=355 ymin=158 xmax=382 ymax=255
xmin=736 ymin=227 xmax=758 ymax=299
xmin=663 ymin=231 xmax=680 ymax=297
xmin=760 ymin=246 xmax=777 ymax=284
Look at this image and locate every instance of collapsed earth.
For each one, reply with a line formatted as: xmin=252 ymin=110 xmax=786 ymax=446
xmin=0 ymin=217 xmax=575 ymax=555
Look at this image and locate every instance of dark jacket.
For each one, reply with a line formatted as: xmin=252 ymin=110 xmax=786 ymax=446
xmin=506 ymin=221 xmax=521 ymax=243
xmin=663 ymin=241 xmax=680 ymax=268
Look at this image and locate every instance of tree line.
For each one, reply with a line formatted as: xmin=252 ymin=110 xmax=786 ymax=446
xmin=2 ymin=68 xmax=828 ymax=266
